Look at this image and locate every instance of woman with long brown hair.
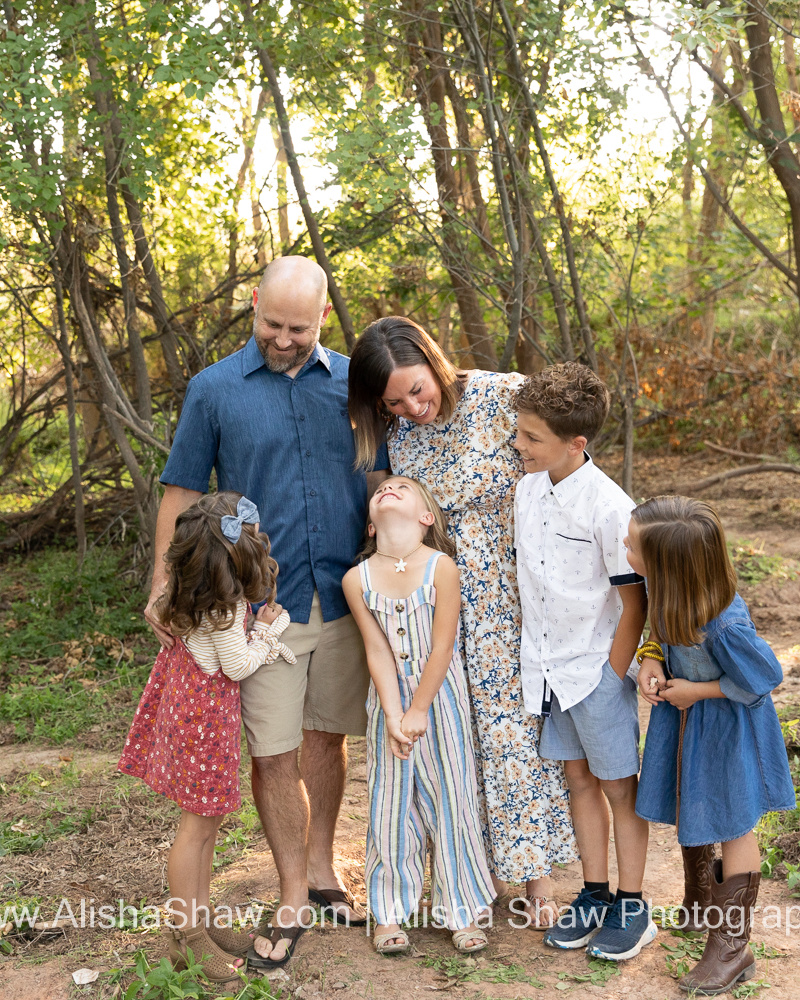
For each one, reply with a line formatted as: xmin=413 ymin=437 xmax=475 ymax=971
xmin=348 ymin=317 xmax=577 ymax=925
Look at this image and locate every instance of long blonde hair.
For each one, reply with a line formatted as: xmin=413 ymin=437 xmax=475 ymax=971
xmin=358 ymin=477 xmax=456 ymax=561
xmin=631 ymin=496 xmax=737 ymax=646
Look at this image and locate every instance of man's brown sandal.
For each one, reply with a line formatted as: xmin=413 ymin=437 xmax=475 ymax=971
xmin=308 ymin=887 xmax=368 ymax=926
xmin=246 ymin=924 xmax=307 ymax=969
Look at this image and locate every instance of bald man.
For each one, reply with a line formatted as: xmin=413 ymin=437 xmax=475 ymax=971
xmin=145 ymin=257 xmax=387 ymax=967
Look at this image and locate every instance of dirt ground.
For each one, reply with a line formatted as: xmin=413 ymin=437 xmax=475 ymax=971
xmin=2 ymin=452 xmax=800 ymax=999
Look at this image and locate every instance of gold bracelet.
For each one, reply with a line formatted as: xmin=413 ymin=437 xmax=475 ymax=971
xmin=635 ymin=640 xmax=665 ymax=665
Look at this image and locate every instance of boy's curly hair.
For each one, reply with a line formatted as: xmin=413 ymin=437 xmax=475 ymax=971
xmin=513 ymin=362 xmax=610 ymax=443
xmin=156 ymin=491 xmax=278 ymax=637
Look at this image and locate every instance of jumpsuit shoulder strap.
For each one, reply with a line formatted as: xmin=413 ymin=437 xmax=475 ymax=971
xmin=423 ymin=550 xmax=443 ymax=587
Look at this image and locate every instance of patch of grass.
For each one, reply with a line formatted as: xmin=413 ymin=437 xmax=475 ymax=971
xmin=0 ymin=808 xmax=95 ymax=856
xmin=651 ymin=903 xmax=704 ymax=930
xmin=0 ymin=548 xmax=155 ymax=746
xmin=732 ymin=981 xmax=770 ymax=999
xmin=213 ymin=799 xmax=261 ymax=869
xmin=755 ymin=708 xmax=800 ymax=865
xmin=0 ymin=880 xmax=42 ymax=932
xmin=114 ymin=948 xmax=285 ymax=999
xmin=555 ymin=958 xmax=620 ymax=987
xmin=662 ymin=929 xmax=706 ymax=979
xmin=749 ymin=941 xmax=782 ymax=960
xmin=728 ymin=540 xmax=797 ymax=586
xmin=422 ymin=954 xmax=544 ymax=987
xmin=2 ymin=762 xmax=84 ymax=799
xmin=119 ymin=949 xmax=210 ymax=999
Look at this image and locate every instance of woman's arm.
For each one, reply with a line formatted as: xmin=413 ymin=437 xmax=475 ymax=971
xmin=342 ymin=568 xmax=411 ymax=759
xmin=401 ymin=556 xmax=461 ymax=740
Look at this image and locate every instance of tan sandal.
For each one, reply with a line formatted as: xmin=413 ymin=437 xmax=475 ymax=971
xmin=452 ymin=927 xmax=488 ymax=953
xmin=526 ymin=895 xmax=557 ymax=930
xmin=167 ymin=923 xmax=245 ymax=984
xmin=374 ymin=929 xmax=411 ymax=954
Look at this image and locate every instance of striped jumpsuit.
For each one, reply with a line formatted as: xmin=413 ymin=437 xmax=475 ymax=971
xmin=360 ymin=552 xmax=495 ymax=930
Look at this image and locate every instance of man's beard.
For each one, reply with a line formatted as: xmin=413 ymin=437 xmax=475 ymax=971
xmin=255 ymin=328 xmax=318 ymax=373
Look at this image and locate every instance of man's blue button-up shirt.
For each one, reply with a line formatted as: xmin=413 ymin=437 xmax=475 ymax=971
xmin=160 ymin=336 xmax=387 ymax=623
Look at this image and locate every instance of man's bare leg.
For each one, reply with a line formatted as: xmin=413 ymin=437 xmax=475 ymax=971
xmin=250 ymin=750 xmax=310 ymax=962
xmin=302 ymin=729 xmax=365 ymax=921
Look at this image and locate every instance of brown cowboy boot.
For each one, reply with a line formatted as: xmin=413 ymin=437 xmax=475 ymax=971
xmin=678 ymin=859 xmax=760 ymax=995
xmin=676 ymin=844 xmax=715 ymax=932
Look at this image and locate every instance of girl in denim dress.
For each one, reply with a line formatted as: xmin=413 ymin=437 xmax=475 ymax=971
xmin=625 ymin=496 xmax=794 ymax=997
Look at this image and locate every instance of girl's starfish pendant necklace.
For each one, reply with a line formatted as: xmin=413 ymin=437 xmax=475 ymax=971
xmin=375 ymin=540 xmax=424 ymax=573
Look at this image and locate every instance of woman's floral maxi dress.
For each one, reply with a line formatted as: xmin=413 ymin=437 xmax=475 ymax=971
xmin=388 ymin=371 xmax=578 ymax=881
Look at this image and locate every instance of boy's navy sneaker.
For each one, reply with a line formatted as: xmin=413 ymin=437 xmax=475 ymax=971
xmin=586 ymin=897 xmax=658 ymax=961
xmin=542 ymin=887 xmax=611 ymax=949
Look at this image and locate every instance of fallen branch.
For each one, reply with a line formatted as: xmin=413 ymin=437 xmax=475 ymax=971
xmin=703 ymin=441 xmax=780 ymax=462
xmin=673 ymin=463 xmax=800 ymax=494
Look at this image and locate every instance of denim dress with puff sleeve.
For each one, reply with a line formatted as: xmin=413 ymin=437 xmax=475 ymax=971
xmin=635 ymin=594 xmax=795 ymax=846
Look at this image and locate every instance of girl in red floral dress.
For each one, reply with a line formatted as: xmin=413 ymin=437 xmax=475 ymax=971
xmin=119 ymin=492 xmax=295 ymax=985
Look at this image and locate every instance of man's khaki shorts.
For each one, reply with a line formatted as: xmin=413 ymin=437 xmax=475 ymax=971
xmin=239 ymin=592 xmax=369 ymax=757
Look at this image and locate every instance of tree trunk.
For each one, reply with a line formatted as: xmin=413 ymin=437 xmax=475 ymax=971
xmin=78 ymin=3 xmax=188 ymax=389
xmin=269 ymin=111 xmax=291 ymax=249
xmin=745 ymin=2 xmax=800 ymax=304
xmin=80 ymin=22 xmax=153 ymax=422
xmin=405 ymin=1 xmax=498 ymax=369
xmin=53 ymin=269 xmax=87 ymax=567
xmin=240 ymin=0 xmax=357 ymax=350
xmin=782 ymin=20 xmax=800 ymax=135
xmin=495 ymin=0 xmax=595 ymax=369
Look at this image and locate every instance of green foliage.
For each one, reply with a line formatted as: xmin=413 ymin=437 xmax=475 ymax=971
xmin=0 ymin=808 xmax=94 ymax=856
xmin=119 ymin=947 xmax=283 ymax=999
xmin=729 ymin=542 xmax=797 ymax=586
xmin=760 ymin=845 xmax=783 ymax=879
xmin=555 ymin=959 xmax=620 ymax=987
xmin=732 ymin=980 xmax=771 ymax=999
xmin=756 ymin=705 xmax=800 ymax=870
xmin=423 ymin=954 xmax=544 ymax=987
xmin=213 ymin=799 xmax=261 ymax=869
xmin=0 ymin=547 xmax=154 ymax=744
xmin=122 ymin=949 xmax=208 ymax=1000
xmin=662 ymin=929 xmax=706 ymax=979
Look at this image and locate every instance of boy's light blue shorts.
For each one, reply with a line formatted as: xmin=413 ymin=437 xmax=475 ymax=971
xmin=539 ymin=659 xmax=640 ymax=781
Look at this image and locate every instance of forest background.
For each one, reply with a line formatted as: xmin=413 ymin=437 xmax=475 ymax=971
xmin=2 ymin=3 xmax=800 ymax=997
xmin=1 ymin=0 xmax=800 ymax=565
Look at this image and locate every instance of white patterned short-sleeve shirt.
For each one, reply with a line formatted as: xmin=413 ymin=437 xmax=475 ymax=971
xmin=514 ymin=455 xmax=642 ymax=714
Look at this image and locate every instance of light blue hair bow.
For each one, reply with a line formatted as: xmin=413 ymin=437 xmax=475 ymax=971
xmin=220 ymin=496 xmax=260 ymax=543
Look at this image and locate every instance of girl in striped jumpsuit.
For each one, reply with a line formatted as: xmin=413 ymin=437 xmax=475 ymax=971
xmin=343 ymin=476 xmax=494 ymax=955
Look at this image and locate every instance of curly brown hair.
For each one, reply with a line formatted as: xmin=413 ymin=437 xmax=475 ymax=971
xmin=513 ymin=361 xmax=610 ymax=443
xmin=156 ymin=492 xmax=278 ymax=637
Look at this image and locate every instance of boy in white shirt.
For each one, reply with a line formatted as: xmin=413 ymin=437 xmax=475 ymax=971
xmin=512 ymin=362 xmax=653 ymax=961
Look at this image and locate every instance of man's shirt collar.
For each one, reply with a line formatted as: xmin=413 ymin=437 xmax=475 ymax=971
xmin=242 ymin=336 xmax=331 ymax=377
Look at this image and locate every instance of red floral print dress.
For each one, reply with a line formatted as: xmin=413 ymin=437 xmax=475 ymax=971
xmin=118 ymin=636 xmax=242 ymax=817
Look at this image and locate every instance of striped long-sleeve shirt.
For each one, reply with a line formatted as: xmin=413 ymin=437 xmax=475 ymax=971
xmin=184 ymin=601 xmax=295 ymax=681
